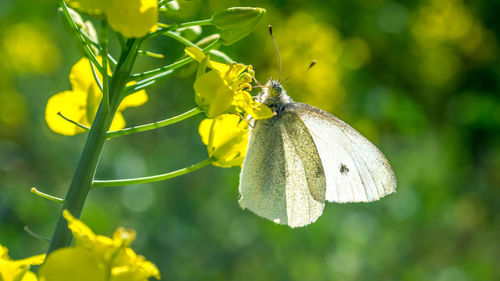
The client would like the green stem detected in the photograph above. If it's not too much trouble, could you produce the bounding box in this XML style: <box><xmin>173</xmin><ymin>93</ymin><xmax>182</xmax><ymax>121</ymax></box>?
<box><xmin>92</xmin><ymin>158</ymin><xmax>213</xmax><ymax>188</ymax></box>
<box><xmin>125</xmin><ymin>70</ymin><xmax>173</xmax><ymax>94</ymax></box>
<box><xmin>129</xmin><ymin>38</ymin><xmax>220</xmax><ymax>81</ymax></box>
<box><xmin>138</xmin><ymin>50</ymin><xmax>165</xmax><ymax>58</ymax></box>
<box><xmin>89</xmin><ymin>60</ymin><xmax>103</xmax><ymax>92</ymax></box>
<box><xmin>57</xmin><ymin>112</ymin><xmax>90</xmax><ymax>131</ymax></box>
<box><xmin>101</xmin><ymin>20</ymin><xmax>110</xmax><ymax>112</ymax></box>
<box><xmin>163</xmin><ymin>31</ymin><xmax>200</xmax><ymax>48</ymax></box>
<box><xmin>149</xmin><ymin>19</ymin><xmax>213</xmax><ymax>38</ymax></box>
<box><xmin>58</xmin><ymin>0</ymin><xmax>103</xmax><ymax>73</ymax></box>
<box><xmin>79</xmin><ymin>31</ymin><xmax>118</xmax><ymax>68</ymax></box>
<box><xmin>47</xmin><ymin>39</ymin><xmax>141</xmax><ymax>254</ymax></box>
<box><xmin>107</xmin><ymin>107</ymin><xmax>203</xmax><ymax>138</ymax></box>
<box><xmin>31</xmin><ymin>187</ymin><xmax>64</xmax><ymax>203</ymax></box>
<box><xmin>24</xmin><ymin>226</ymin><xmax>51</xmax><ymax>243</ymax></box>
<box><xmin>176</xmin><ymin>19</ymin><xmax>213</xmax><ymax>28</ymax></box>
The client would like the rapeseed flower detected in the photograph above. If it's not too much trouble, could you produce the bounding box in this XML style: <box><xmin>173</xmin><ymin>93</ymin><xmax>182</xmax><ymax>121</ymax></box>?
<box><xmin>64</xmin><ymin>0</ymin><xmax>158</xmax><ymax>38</ymax></box>
<box><xmin>38</xmin><ymin>210</ymin><xmax>160</xmax><ymax>281</ymax></box>
<box><xmin>0</xmin><ymin>244</ymin><xmax>45</xmax><ymax>281</ymax></box>
<box><xmin>199</xmin><ymin>114</ymin><xmax>249</xmax><ymax>167</ymax></box>
<box><xmin>185</xmin><ymin>47</ymin><xmax>273</xmax><ymax>119</ymax></box>
<box><xmin>45</xmin><ymin>57</ymin><xmax>147</xmax><ymax>136</ymax></box>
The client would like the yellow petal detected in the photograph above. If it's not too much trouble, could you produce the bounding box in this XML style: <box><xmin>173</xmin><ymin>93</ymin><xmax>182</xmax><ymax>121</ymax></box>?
<box><xmin>63</xmin><ymin>210</ymin><xmax>97</xmax><ymax>246</ymax></box>
<box><xmin>38</xmin><ymin>248</ymin><xmax>106</xmax><ymax>281</ymax></box>
<box><xmin>45</xmin><ymin>57</ymin><xmax>149</xmax><ymax>135</ymax></box>
<box><xmin>45</xmin><ymin>90</ymin><xmax>89</xmax><ymax>136</ymax></box>
<box><xmin>112</xmin><ymin>228</ymin><xmax>136</xmax><ymax>247</ymax></box>
<box><xmin>212</xmin><ymin>130</ymin><xmax>248</xmax><ymax>167</ymax></box>
<box><xmin>1</xmin><ymin>244</ymin><xmax>9</xmax><ymax>258</ymax></box>
<box><xmin>194</xmin><ymin>71</ymin><xmax>234</xmax><ymax>118</ymax></box>
<box><xmin>21</xmin><ymin>271</ymin><xmax>38</xmax><ymax>281</ymax></box>
<box><xmin>111</xmin><ymin>264</ymin><xmax>160</xmax><ymax>281</ymax></box>
<box><xmin>69</xmin><ymin>57</ymin><xmax>97</xmax><ymax>93</ymax></box>
<box><xmin>91</xmin><ymin>236</ymin><xmax>115</xmax><ymax>262</ymax></box>
<box><xmin>0</xmin><ymin>245</ymin><xmax>45</xmax><ymax>281</ymax></box>
<box><xmin>198</xmin><ymin>114</ymin><xmax>249</xmax><ymax>167</ymax></box>
<box><xmin>12</xmin><ymin>254</ymin><xmax>46</xmax><ymax>267</ymax></box>
<box><xmin>117</xmin><ymin>90</ymin><xmax>148</xmax><ymax>111</ymax></box>
<box><xmin>214</xmin><ymin>152</ymin><xmax>245</xmax><ymax>167</ymax></box>
<box><xmin>109</xmin><ymin>112</ymin><xmax>126</xmax><ymax>131</ymax></box>
<box><xmin>226</xmin><ymin>64</ymin><xmax>247</xmax><ymax>81</ymax></box>
<box><xmin>110</xmin><ymin>250</ymin><xmax>160</xmax><ymax>281</ymax></box>
<box><xmin>185</xmin><ymin>47</ymin><xmax>206</xmax><ymax>63</ymax></box>
<box><xmin>185</xmin><ymin>47</ymin><xmax>230</xmax><ymax>74</ymax></box>
<box><xmin>232</xmin><ymin>91</ymin><xmax>273</xmax><ymax>120</ymax></box>
<box><xmin>106</xmin><ymin>0</ymin><xmax>158</xmax><ymax>38</ymax></box>
<box><xmin>64</xmin><ymin>0</ymin><xmax>106</xmax><ymax>16</ymax></box>
<box><xmin>198</xmin><ymin>118</ymin><xmax>212</xmax><ymax>148</ymax></box>
<box><xmin>209</xmin><ymin>60</ymin><xmax>232</xmax><ymax>76</ymax></box>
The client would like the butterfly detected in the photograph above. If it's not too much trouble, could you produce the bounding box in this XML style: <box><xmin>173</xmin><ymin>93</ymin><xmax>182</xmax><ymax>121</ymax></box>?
<box><xmin>238</xmin><ymin>79</ymin><xmax>396</xmax><ymax>228</ymax></box>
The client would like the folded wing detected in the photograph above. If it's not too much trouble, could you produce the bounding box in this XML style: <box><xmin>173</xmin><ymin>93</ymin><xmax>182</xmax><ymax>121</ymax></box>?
<box><xmin>239</xmin><ymin>111</ymin><xmax>326</xmax><ymax>228</ymax></box>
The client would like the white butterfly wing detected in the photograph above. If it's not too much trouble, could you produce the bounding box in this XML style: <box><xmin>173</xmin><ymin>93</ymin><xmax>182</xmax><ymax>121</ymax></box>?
<box><xmin>239</xmin><ymin>111</ymin><xmax>326</xmax><ymax>228</ymax></box>
<box><xmin>290</xmin><ymin>103</ymin><xmax>396</xmax><ymax>203</ymax></box>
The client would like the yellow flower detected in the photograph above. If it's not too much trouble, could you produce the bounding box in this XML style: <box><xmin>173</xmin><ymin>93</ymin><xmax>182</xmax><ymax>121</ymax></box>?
<box><xmin>38</xmin><ymin>210</ymin><xmax>160</xmax><ymax>281</ymax></box>
<box><xmin>64</xmin><ymin>0</ymin><xmax>158</xmax><ymax>38</ymax></box>
<box><xmin>0</xmin><ymin>23</ymin><xmax>61</xmax><ymax>74</ymax></box>
<box><xmin>45</xmin><ymin>57</ymin><xmax>148</xmax><ymax>136</ymax></box>
<box><xmin>185</xmin><ymin>47</ymin><xmax>273</xmax><ymax>119</ymax></box>
<box><xmin>199</xmin><ymin>114</ymin><xmax>249</xmax><ymax>167</ymax></box>
<box><xmin>0</xmin><ymin>244</ymin><xmax>45</xmax><ymax>281</ymax></box>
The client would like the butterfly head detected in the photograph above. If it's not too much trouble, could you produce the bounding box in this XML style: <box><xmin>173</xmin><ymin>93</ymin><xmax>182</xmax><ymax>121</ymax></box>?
<box><xmin>255</xmin><ymin>79</ymin><xmax>292</xmax><ymax>116</ymax></box>
<box><xmin>268</xmin><ymin>79</ymin><xmax>284</xmax><ymax>97</ymax></box>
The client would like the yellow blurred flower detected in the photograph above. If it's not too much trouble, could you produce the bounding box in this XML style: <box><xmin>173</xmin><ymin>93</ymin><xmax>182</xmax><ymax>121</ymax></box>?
<box><xmin>38</xmin><ymin>210</ymin><xmax>160</xmax><ymax>281</ymax></box>
<box><xmin>411</xmin><ymin>0</ymin><xmax>498</xmax><ymax>87</ymax></box>
<box><xmin>266</xmin><ymin>13</ymin><xmax>346</xmax><ymax>113</ymax></box>
<box><xmin>199</xmin><ymin>114</ymin><xmax>249</xmax><ymax>167</ymax></box>
<box><xmin>185</xmin><ymin>47</ymin><xmax>273</xmax><ymax>119</ymax></box>
<box><xmin>45</xmin><ymin>57</ymin><xmax>148</xmax><ymax>136</ymax></box>
<box><xmin>0</xmin><ymin>87</ymin><xmax>28</xmax><ymax>138</ymax></box>
<box><xmin>0</xmin><ymin>23</ymin><xmax>61</xmax><ymax>74</ymax></box>
<box><xmin>0</xmin><ymin>244</ymin><xmax>45</xmax><ymax>281</ymax></box>
<box><xmin>64</xmin><ymin>0</ymin><xmax>158</xmax><ymax>38</ymax></box>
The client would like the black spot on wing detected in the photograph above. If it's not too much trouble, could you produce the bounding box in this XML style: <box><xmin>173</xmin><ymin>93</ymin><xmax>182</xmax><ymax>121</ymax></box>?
<box><xmin>340</xmin><ymin>163</ymin><xmax>349</xmax><ymax>175</ymax></box>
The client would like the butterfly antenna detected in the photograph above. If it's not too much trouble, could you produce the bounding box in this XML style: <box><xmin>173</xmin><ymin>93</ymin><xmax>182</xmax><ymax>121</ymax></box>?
<box><xmin>268</xmin><ymin>25</ymin><xmax>282</xmax><ymax>82</ymax></box>
<box><xmin>283</xmin><ymin>60</ymin><xmax>317</xmax><ymax>83</ymax></box>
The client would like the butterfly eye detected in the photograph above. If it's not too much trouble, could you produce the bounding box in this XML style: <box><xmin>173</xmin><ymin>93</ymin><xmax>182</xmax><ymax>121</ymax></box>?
<box><xmin>273</xmin><ymin>85</ymin><xmax>282</xmax><ymax>95</ymax></box>
<box><xmin>269</xmin><ymin>80</ymin><xmax>283</xmax><ymax>96</ymax></box>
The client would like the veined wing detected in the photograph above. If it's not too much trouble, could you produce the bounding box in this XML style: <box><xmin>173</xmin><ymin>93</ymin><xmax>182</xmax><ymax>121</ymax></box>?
<box><xmin>288</xmin><ymin>103</ymin><xmax>396</xmax><ymax>203</ymax></box>
<box><xmin>238</xmin><ymin>111</ymin><xmax>326</xmax><ymax>228</ymax></box>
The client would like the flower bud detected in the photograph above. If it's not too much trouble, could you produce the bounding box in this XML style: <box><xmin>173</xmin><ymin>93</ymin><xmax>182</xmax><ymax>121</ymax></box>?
<box><xmin>211</xmin><ymin>7</ymin><xmax>266</xmax><ymax>45</ymax></box>
<box><xmin>178</xmin><ymin>26</ymin><xmax>202</xmax><ymax>41</ymax></box>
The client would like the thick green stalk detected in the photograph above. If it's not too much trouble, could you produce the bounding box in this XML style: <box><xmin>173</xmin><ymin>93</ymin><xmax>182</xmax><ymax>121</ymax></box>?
<box><xmin>47</xmin><ymin>39</ymin><xmax>140</xmax><ymax>254</ymax></box>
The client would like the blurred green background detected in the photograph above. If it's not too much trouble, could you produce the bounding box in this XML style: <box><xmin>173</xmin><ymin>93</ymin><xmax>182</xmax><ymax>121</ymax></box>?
<box><xmin>1</xmin><ymin>0</ymin><xmax>499</xmax><ymax>280</ymax></box>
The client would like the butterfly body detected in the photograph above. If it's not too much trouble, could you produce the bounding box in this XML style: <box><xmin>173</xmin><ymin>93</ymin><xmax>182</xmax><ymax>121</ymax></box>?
<box><xmin>239</xmin><ymin>80</ymin><xmax>396</xmax><ymax>228</ymax></box>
